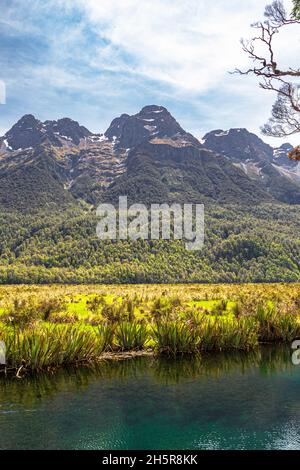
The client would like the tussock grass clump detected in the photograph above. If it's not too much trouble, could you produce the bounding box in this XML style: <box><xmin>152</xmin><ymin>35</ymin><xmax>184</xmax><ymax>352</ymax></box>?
<box><xmin>152</xmin><ymin>321</ymin><xmax>200</xmax><ymax>355</ymax></box>
<box><xmin>198</xmin><ymin>316</ymin><xmax>258</xmax><ymax>352</ymax></box>
<box><xmin>1</xmin><ymin>324</ymin><xmax>107</xmax><ymax>371</ymax></box>
<box><xmin>210</xmin><ymin>300</ymin><xmax>228</xmax><ymax>316</ymax></box>
<box><xmin>119</xmin><ymin>299</ymin><xmax>136</xmax><ymax>322</ymax></box>
<box><xmin>115</xmin><ymin>321</ymin><xmax>148</xmax><ymax>351</ymax></box>
<box><xmin>38</xmin><ymin>298</ymin><xmax>66</xmax><ymax>321</ymax></box>
<box><xmin>55</xmin><ymin>325</ymin><xmax>101</xmax><ymax>364</ymax></box>
<box><xmin>2</xmin><ymin>299</ymin><xmax>40</xmax><ymax>329</ymax></box>
<box><xmin>85</xmin><ymin>315</ymin><xmax>103</xmax><ymax>326</ymax></box>
<box><xmin>151</xmin><ymin>296</ymin><xmax>176</xmax><ymax>320</ymax></box>
<box><xmin>101</xmin><ymin>304</ymin><xmax>123</xmax><ymax>324</ymax></box>
<box><xmin>256</xmin><ymin>304</ymin><xmax>300</xmax><ymax>343</ymax></box>
<box><xmin>49</xmin><ymin>313</ymin><xmax>79</xmax><ymax>324</ymax></box>
<box><xmin>96</xmin><ymin>324</ymin><xmax>115</xmax><ymax>352</ymax></box>
<box><xmin>3</xmin><ymin>327</ymin><xmax>59</xmax><ymax>370</ymax></box>
<box><xmin>86</xmin><ymin>294</ymin><xmax>106</xmax><ymax>314</ymax></box>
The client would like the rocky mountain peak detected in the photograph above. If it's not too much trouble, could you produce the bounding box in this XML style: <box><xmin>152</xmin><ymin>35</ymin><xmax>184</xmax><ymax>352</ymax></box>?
<box><xmin>202</xmin><ymin>127</ymin><xmax>300</xmax><ymax>202</ymax></box>
<box><xmin>2</xmin><ymin>115</ymin><xmax>93</xmax><ymax>150</ymax></box>
<box><xmin>140</xmin><ymin>104</ymin><xmax>166</xmax><ymax>113</ymax></box>
<box><xmin>203</xmin><ymin>127</ymin><xmax>295</xmax><ymax>168</ymax></box>
<box><xmin>16</xmin><ymin>114</ymin><xmax>40</xmax><ymax>127</ymax></box>
<box><xmin>44</xmin><ymin>118</ymin><xmax>92</xmax><ymax>145</ymax></box>
<box><xmin>105</xmin><ymin>104</ymin><xmax>196</xmax><ymax>149</ymax></box>
<box><xmin>203</xmin><ymin>127</ymin><xmax>274</xmax><ymax>163</ymax></box>
<box><xmin>4</xmin><ymin>114</ymin><xmax>44</xmax><ymax>150</ymax></box>
<box><xmin>273</xmin><ymin>143</ymin><xmax>295</xmax><ymax>167</ymax></box>
<box><xmin>1</xmin><ymin>107</ymin><xmax>300</xmax><ymax>209</ymax></box>
<box><xmin>137</xmin><ymin>105</ymin><xmax>171</xmax><ymax>120</ymax></box>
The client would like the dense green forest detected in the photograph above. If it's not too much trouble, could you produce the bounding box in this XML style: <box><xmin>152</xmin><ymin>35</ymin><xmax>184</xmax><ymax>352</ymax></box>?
<box><xmin>0</xmin><ymin>202</ymin><xmax>299</xmax><ymax>284</ymax></box>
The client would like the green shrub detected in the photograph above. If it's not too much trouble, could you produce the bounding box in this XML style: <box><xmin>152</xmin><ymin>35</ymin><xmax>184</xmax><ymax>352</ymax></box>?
<box><xmin>2</xmin><ymin>299</ymin><xmax>39</xmax><ymax>329</ymax></box>
<box><xmin>38</xmin><ymin>298</ymin><xmax>66</xmax><ymax>321</ymax></box>
<box><xmin>86</xmin><ymin>295</ymin><xmax>106</xmax><ymax>314</ymax></box>
<box><xmin>210</xmin><ymin>300</ymin><xmax>228</xmax><ymax>316</ymax></box>
<box><xmin>49</xmin><ymin>313</ymin><xmax>79</xmax><ymax>324</ymax></box>
<box><xmin>151</xmin><ymin>296</ymin><xmax>175</xmax><ymax>320</ymax></box>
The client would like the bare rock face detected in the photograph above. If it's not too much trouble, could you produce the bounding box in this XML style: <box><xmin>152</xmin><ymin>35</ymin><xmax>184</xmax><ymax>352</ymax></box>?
<box><xmin>273</xmin><ymin>143</ymin><xmax>294</xmax><ymax>167</ymax></box>
<box><xmin>43</xmin><ymin>118</ymin><xmax>92</xmax><ymax>145</ymax></box>
<box><xmin>4</xmin><ymin>114</ymin><xmax>46</xmax><ymax>150</ymax></box>
<box><xmin>2</xmin><ymin>115</ymin><xmax>92</xmax><ymax>150</ymax></box>
<box><xmin>105</xmin><ymin>105</ymin><xmax>199</xmax><ymax>149</ymax></box>
<box><xmin>202</xmin><ymin>128</ymin><xmax>300</xmax><ymax>204</ymax></box>
<box><xmin>203</xmin><ymin>128</ymin><xmax>274</xmax><ymax>163</ymax></box>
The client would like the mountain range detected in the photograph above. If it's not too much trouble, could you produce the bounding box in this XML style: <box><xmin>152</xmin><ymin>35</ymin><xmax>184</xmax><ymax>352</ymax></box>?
<box><xmin>0</xmin><ymin>105</ymin><xmax>299</xmax><ymax>284</ymax></box>
<box><xmin>1</xmin><ymin>104</ymin><xmax>300</xmax><ymax>209</ymax></box>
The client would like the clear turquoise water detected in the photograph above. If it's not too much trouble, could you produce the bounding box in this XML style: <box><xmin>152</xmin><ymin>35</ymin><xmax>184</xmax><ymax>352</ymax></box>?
<box><xmin>0</xmin><ymin>347</ymin><xmax>300</xmax><ymax>450</ymax></box>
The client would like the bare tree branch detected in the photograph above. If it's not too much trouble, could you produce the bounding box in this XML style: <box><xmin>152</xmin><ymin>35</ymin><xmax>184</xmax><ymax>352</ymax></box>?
<box><xmin>234</xmin><ymin>11</ymin><xmax>300</xmax><ymax>80</ymax></box>
<box><xmin>235</xmin><ymin>0</ymin><xmax>300</xmax><ymax>157</ymax></box>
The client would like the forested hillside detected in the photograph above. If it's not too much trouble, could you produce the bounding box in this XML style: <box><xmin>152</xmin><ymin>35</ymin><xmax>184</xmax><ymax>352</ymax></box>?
<box><xmin>0</xmin><ymin>203</ymin><xmax>299</xmax><ymax>284</ymax></box>
<box><xmin>0</xmin><ymin>105</ymin><xmax>299</xmax><ymax>284</ymax></box>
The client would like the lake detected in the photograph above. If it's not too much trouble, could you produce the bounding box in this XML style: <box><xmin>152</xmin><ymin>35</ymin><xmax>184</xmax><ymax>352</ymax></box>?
<box><xmin>0</xmin><ymin>346</ymin><xmax>300</xmax><ymax>450</ymax></box>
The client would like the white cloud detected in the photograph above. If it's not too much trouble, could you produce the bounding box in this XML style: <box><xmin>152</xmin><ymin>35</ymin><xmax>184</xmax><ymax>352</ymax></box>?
<box><xmin>1</xmin><ymin>0</ymin><xmax>299</xmax><ymax>145</ymax></box>
<box><xmin>55</xmin><ymin>0</ymin><xmax>299</xmax><ymax>144</ymax></box>
<box><xmin>66</xmin><ymin>0</ymin><xmax>296</xmax><ymax>93</ymax></box>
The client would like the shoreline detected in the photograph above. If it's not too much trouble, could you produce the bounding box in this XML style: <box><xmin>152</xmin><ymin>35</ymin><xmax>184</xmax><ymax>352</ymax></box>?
<box><xmin>0</xmin><ymin>343</ymin><xmax>293</xmax><ymax>379</ymax></box>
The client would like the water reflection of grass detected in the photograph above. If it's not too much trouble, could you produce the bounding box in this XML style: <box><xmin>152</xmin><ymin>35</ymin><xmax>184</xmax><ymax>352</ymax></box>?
<box><xmin>258</xmin><ymin>345</ymin><xmax>294</xmax><ymax>376</ymax></box>
<box><xmin>0</xmin><ymin>346</ymin><xmax>295</xmax><ymax>408</ymax></box>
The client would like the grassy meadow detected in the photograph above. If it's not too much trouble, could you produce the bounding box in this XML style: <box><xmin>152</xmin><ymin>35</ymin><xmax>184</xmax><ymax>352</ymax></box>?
<box><xmin>0</xmin><ymin>283</ymin><xmax>300</xmax><ymax>375</ymax></box>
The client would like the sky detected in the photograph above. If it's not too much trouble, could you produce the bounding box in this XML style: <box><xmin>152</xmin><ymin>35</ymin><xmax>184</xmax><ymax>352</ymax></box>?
<box><xmin>0</xmin><ymin>0</ymin><xmax>299</xmax><ymax>145</ymax></box>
